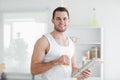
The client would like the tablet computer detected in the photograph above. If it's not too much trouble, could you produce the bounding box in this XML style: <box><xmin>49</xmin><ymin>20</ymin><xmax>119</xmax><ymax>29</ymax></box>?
<box><xmin>71</xmin><ymin>59</ymin><xmax>102</xmax><ymax>78</ymax></box>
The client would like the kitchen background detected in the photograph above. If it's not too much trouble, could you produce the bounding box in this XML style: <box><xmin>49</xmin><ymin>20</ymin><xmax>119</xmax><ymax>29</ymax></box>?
<box><xmin>0</xmin><ymin>0</ymin><xmax>120</xmax><ymax>80</ymax></box>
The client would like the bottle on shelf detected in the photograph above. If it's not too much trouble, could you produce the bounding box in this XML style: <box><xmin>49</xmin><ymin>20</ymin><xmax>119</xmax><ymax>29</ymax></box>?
<box><xmin>82</xmin><ymin>56</ymin><xmax>86</xmax><ymax>66</ymax></box>
<box><xmin>91</xmin><ymin>8</ymin><xmax>97</xmax><ymax>27</ymax></box>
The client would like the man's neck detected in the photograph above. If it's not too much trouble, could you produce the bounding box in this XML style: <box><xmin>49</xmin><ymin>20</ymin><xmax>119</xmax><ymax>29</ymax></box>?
<box><xmin>51</xmin><ymin>30</ymin><xmax>66</xmax><ymax>39</ymax></box>
<box><xmin>51</xmin><ymin>31</ymin><xmax>69</xmax><ymax>46</ymax></box>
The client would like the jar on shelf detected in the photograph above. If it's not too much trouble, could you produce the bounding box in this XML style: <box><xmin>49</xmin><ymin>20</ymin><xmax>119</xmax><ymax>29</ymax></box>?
<box><xmin>85</xmin><ymin>50</ymin><xmax>90</xmax><ymax>60</ymax></box>
<box><xmin>91</xmin><ymin>47</ymin><xmax>98</xmax><ymax>59</ymax></box>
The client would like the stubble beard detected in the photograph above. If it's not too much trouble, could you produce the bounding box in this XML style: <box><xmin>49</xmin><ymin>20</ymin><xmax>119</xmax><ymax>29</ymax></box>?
<box><xmin>54</xmin><ymin>26</ymin><xmax>67</xmax><ymax>32</ymax></box>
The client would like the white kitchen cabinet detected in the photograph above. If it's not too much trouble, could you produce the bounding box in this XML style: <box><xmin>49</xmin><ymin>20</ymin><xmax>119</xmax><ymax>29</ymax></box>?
<box><xmin>67</xmin><ymin>26</ymin><xmax>103</xmax><ymax>80</ymax></box>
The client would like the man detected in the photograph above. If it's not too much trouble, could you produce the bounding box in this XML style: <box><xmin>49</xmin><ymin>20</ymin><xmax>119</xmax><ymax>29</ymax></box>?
<box><xmin>31</xmin><ymin>7</ymin><xmax>91</xmax><ymax>80</ymax></box>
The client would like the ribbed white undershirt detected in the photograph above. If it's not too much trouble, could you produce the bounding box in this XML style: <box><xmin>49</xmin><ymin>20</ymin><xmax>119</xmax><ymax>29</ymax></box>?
<box><xmin>40</xmin><ymin>33</ymin><xmax>75</xmax><ymax>80</ymax></box>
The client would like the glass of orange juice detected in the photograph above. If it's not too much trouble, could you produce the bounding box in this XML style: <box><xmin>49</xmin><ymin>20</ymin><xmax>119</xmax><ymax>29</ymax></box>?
<box><xmin>61</xmin><ymin>54</ymin><xmax>69</xmax><ymax>67</ymax></box>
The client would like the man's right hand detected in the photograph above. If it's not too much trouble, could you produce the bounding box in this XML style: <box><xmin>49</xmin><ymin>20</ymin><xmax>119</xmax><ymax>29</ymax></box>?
<box><xmin>52</xmin><ymin>55</ymin><xmax>70</xmax><ymax>66</ymax></box>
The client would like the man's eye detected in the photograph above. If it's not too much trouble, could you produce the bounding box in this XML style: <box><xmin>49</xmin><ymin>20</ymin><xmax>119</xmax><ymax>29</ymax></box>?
<box><xmin>63</xmin><ymin>18</ymin><xmax>67</xmax><ymax>20</ymax></box>
<box><xmin>56</xmin><ymin>18</ymin><xmax>61</xmax><ymax>20</ymax></box>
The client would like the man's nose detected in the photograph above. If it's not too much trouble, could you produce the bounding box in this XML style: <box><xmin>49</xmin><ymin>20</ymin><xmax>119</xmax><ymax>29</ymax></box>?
<box><xmin>60</xmin><ymin>19</ymin><xmax>64</xmax><ymax>23</ymax></box>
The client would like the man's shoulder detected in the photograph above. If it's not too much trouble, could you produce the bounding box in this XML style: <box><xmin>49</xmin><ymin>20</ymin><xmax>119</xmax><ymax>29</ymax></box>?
<box><xmin>37</xmin><ymin>35</ymin><xmax>48</xmax><ymax>43</ymax></box>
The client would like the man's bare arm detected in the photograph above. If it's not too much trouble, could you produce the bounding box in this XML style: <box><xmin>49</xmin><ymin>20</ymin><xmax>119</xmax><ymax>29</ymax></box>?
<box><xmin>31</xmin><ymin>36</ymin><xmax>62</xmax><ymax>75</ymax></box>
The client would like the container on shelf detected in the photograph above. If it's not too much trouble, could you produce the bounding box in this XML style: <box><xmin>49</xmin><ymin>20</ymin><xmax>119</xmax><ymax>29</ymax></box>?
<box><xmin>85</xmin><ymin>50</ymin><xmax>90</xmax><ymax>60</ymax></box>
<box><xmin>91</xmin><ymin>47</ymin><xmax>98</xmax><ymax>59</ymax></box>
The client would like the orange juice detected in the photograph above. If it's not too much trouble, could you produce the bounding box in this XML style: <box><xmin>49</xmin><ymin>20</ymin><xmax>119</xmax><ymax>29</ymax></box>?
<box><xmin>61</xmin><ymin>54</ymin><xmax>69</xmax><ymax>66</ymax></box>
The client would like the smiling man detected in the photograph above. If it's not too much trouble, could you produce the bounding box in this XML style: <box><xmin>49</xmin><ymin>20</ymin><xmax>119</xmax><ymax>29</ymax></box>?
<box><xmin>31</xmin><ymin>7</ymin><xmax>91</xmax><ymax>80</ymax></box>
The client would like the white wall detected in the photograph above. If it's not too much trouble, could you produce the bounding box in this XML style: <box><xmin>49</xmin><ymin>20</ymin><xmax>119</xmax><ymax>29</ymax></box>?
<box><xmin>0</xmin><ymin>0</ymin><xmax>120</xmax><ymax>80</ymax></box>
<box><xmin>100</xmin><ymin>1</ymin><xmax>120</xmax><ymax>80</ymax></box>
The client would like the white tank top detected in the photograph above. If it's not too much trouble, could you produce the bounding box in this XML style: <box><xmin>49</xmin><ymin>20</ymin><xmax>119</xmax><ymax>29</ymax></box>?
<box><xmin>40</xmin><ymin>33</ymin><xmax>75</xmax><ymax>80</ymax></box>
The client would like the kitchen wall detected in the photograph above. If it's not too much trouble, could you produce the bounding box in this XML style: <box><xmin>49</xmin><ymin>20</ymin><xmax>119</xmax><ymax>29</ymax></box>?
<box><xmin>0</xmin><ymin>0</ymin><xmax>120</xmax><ymax>80</ymax></box>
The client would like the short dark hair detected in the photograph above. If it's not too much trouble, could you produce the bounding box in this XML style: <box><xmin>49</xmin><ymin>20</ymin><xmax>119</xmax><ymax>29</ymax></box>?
<box><xmin>52</xmin><ymin>7</ymin><xmax>69</xmax><ymax>19</ymax></box>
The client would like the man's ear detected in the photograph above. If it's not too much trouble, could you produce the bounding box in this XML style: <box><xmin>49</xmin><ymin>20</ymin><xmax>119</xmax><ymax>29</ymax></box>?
<box><xmin>51</xmin><ymin>19</ymin><xmax>54</xmax><ymax>23</ymax></box>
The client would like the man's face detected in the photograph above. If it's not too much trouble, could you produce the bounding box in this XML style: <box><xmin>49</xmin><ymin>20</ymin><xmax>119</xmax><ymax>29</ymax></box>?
<box><xmin>52</xmin><ymin>11</ymin><xmax>70</xmax><ymax>32</ymax></box>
